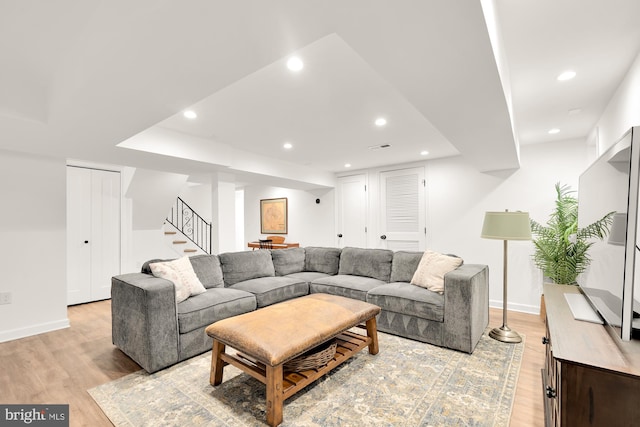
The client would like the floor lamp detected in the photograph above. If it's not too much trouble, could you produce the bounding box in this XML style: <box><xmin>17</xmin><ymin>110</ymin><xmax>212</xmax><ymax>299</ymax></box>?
<box><xmin>481</xmin><ymin>210</ymin><xmax>532</xmax><ymax>343</ymax></box>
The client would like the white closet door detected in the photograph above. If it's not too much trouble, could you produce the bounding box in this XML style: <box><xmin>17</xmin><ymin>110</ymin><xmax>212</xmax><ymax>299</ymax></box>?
<box><xmin>336</xmin><ymin>174</ymin><xmax>367</xmax><ymax>248</ymax></box>
<box><xmin>67</xmin><ymin>167</ymin><xmax>93</xmax><ymax>305</ymax></box>
<box><xmin>67</xmin><ymin>167</ymin><xmax>120</xmax><ymax>305</ymax></box>
<box><xmin>379</xmin><ymin>167</ymin><xmax>426</xmax><ymax>251</ymax></box>
<box><xmin>90</xmin><ymin>169</ymin><xmax>121</xmax><ymax>301</ymax></box>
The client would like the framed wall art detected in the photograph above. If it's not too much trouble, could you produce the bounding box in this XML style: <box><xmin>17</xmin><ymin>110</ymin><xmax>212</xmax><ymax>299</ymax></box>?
<box><xmin>260</xmin><ymin>197</ymin><xmax>288</xmax><ymax>234</ymax></box>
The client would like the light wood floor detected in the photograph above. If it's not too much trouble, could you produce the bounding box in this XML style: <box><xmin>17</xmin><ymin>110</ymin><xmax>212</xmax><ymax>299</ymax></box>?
<box><xmin>0</xmin><ymin>301</ymin><xmax>545</xmax><ymax>426</ymax></box>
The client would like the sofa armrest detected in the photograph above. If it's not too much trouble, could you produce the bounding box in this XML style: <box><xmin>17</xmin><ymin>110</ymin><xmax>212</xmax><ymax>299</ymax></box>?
<box><xmin>111</xmin><ymin>273</ymin><xmax>179</xmax><ymax>373</ymax></box>
<box><xmin>442</xmin><ymin>264</ymin><xmax>489</xmax><ymax>353</ymax></box>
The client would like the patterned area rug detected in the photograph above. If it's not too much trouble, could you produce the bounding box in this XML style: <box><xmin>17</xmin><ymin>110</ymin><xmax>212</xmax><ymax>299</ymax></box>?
<box><xmin>89</xmin><ymin>330</ymin><xmax>523</xmax><ymax>426</ymax></box>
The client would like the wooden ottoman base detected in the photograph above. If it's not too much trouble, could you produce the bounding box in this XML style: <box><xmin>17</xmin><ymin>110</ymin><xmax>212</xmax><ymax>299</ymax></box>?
<box><xmin>206</xmin><ymin>294</ymin><xmax>380</xmax><ymax>427</ymax></box>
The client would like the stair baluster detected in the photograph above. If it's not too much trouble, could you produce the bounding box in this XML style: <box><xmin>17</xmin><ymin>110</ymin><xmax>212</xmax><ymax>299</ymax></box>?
<box><xmin>166</xmin><ymin>197</ymin><xmax>212</xmax><ymax>254</ymax></box>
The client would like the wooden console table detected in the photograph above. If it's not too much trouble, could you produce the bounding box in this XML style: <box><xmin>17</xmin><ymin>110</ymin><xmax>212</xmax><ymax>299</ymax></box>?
<box><xmin>248</xmin><ymin>241</ymin><xmax>299</xmax><ymax>250</ymax></box>
<box><xmin>542</xmin><ymin>284</ymin><xmax>640</xmax><ymax>426</ymax></box>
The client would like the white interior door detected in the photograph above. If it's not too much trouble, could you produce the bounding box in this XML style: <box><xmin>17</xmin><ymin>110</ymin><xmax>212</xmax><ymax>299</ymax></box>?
<box><xmin>90</xmin><ymin>169</ymin><xmax>121</xmax><ymax>301</ymax></box>
<box><xmin>67</xmin><ymin>166</ymin><xmax>121</xmax><ymax>305</ymax></box>
<box><xmin>379</xmin><ymin>167</ymin><xmax>426</xmax><ymax>251</ymax></box>
<box><xmin>336</xmin><ymin>174</ymin><xmax>367</xmax><ymax>248</ymax></box>
<box><xmin>67</xmin><ymin>167</ymin><xmax>92</xmax><ymax>305</ymax></box>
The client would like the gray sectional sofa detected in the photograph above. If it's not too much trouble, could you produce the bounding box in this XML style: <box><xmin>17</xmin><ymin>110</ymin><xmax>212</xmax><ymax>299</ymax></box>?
<box><xmin>111</xmin><ymin>247</ymin><xmax>489</xmax><ymax>373</ymax></box>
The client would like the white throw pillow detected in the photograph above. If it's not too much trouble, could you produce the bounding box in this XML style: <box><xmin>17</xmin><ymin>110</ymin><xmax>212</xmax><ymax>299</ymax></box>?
<box><xmin>149</xmin><ymin>256</ymin><xmax>207</xmax><ymax>303</ymax></box>
<box><xmin>411</xmin><ymin>250</ymin><xmax>463</xmax><ymax>294</ymax></box>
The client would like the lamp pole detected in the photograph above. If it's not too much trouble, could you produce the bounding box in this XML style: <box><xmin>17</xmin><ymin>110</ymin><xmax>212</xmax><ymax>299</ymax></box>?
<box><xmin>488</xmin><ymin>215</ymin><xmax>522</xmax><ymax>343</ymax></box>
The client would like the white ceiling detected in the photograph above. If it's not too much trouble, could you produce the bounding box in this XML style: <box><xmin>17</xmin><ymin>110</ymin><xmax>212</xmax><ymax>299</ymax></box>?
<box><xmin>0</xmin><ymin>0</ymin><xmax>639</xmax><ymax>188</ymax></box>
<box><xmin>495</xmin><ymin>0</ymin><xmax>640</xmax><ymax>145</ymax></box>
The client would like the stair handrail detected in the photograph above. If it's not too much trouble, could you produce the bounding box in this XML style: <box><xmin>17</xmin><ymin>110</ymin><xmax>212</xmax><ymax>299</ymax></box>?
<box><xmin>166</xmin><ymin>197</ymin><xmax>212</xmax><ymax>254</ymax></box>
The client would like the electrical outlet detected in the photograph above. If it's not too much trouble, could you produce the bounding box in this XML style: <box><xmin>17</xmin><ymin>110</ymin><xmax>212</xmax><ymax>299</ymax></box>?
<box><xmin>0</xmin><ymin>292</ymin><xmax>12</xmax><ymax>305</ymax></box>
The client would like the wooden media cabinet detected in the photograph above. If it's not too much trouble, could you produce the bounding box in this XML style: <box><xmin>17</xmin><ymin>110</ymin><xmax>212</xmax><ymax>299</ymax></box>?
<box><xmin>542</xmin><ymin>284</ymin><xmax>640</xmax><ymax>426</ymax></box>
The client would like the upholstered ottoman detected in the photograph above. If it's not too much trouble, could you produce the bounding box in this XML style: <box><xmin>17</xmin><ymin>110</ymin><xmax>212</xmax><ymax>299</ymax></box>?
<box><xmin>205</xmin><ymin>293</ymin><xmax>381</xmax><ymax>426</ymax></box>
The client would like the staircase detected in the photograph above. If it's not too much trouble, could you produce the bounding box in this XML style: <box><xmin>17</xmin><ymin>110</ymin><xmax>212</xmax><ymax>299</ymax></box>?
<box><xmin>163</xmin><ymin>224</ymin><xmax>202</xmax><ymax>255</ymax></box>
<box><xmin>165</xmin><ymin>197</ymin><xmax>212</xmax><ymax>255</ymax></box>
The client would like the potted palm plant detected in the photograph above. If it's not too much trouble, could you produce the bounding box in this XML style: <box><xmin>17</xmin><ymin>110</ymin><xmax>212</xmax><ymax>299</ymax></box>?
<box><xmin>531</xmin><ymin>182</ymin><xmax>615</xmax><ymax>285</ymax></box>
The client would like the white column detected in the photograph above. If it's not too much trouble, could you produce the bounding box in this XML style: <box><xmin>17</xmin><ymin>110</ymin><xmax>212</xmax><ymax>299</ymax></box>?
<box><xmin>211</xmin><ymin>172</ymin><xmax>237</xmax><ymax>254</ymax></box>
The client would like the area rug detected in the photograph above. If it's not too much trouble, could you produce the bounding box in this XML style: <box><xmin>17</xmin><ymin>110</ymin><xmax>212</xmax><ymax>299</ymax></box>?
<box><xmin>89</xmin><ymin>330</ymin><xmax>524</xmax><ymax>426</ymax></box>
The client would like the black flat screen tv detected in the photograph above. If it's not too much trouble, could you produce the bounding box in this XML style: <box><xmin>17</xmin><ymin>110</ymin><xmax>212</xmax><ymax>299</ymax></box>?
<box><xmin>578</xmin><ymin>127</ymin><xmax>640</xmax><ymax>341</ymax></box>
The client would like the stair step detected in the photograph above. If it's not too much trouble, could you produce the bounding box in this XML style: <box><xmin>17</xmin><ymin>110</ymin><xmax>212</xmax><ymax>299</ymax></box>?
<box><xmin>173</xmin><ymin>240</ymin><xmax>187</xmax><ymax>244</ymax></box>
<box><xmin>164</xmin><ymin>231</ymin><xmax>177</xmax><ymax>235</ymax></box>
<box><xmin>184</xmin><ymin>249</ymin><xmax>197</xmax><ymax>253</ymax></box>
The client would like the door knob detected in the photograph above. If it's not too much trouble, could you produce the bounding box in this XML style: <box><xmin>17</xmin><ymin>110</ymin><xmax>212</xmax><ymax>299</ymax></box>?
<box><xmin>337</xmin><ymin>234</ymin><xmax>343</xmax><ymax>238</ymax></box>
<box><xmin>380</xmin><ymin>235</ymin><xmax>387</xmax><ymax>240</ymax></box>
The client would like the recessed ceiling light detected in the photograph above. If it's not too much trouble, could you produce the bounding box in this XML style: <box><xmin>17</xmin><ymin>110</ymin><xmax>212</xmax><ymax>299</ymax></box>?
<box><xmin>344</xmin><ymin>163</ymin><xmax>352</xmax><ymax>168</ymax></box>
<box><xmin>283</xmin><ymin>142</ymin><xmax>293</xmax><ymax>149</ymax></box>
<box><xmin>287</xmin><ymin>57</ymin><xmax>304</xmax><ymax>72</ymax></box>
<box><xmin>183</xmin><ymin>110</ymin><xmax>197</xmax><ymax>119</ymax></box>
<box><xmin>568</xmin><ymin>108</ymin><xmax>582</xmax><ymax>116</ymax></box>
<box><xmin>420</xmin><ymin>150</ymin><xmax>429</xmax><ymax>156</ymax></box>
<box><xmin>557</xmin><ymin>70</ymin><xmax>576</xmax><ymax>81</ymax></box>
<box><xmin>548</xmin><ymin>128</ymin><xmax>560</xmax><ymax>134</ymax></box>
<box><xmin>375</xmin><ymin>117</ymin><xmax>387</xmax><ymax>127</ymax></box>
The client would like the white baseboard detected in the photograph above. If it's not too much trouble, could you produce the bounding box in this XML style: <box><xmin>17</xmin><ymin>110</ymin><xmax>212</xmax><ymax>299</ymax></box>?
<box><xmin>0</xmin><ymin>318</ymin><xmax>70</xmax><ymax>343</ymax></box>
<box><xmin>489</xmin><ymin>299</ymin><xmax>540</xmax><ymax>315</ymax></box>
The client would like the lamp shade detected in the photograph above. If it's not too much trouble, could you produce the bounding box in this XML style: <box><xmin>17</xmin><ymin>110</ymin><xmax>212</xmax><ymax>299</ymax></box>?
<box><xmin>607</xmin><ymin>212</ymin><xmax>627</xmax><ymax>246</ymax></box>
<box><xmin>481</xmin><ymin>211</ymin><xmax>532</xmax><ymax>240</ymax></box>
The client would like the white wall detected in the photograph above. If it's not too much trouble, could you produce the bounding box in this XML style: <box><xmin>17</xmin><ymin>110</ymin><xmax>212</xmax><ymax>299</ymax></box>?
<box><xmin>212</xmin><ymin>174</ymin><xmax>237</xmax><ymax>254</ymax></box>
<box><xmin>235</xmin><ymin>189</ymin><xmax>245</xmax><ymax>251</ymax></box>
<box><xmin>130</xmin><ymin>229</ymin><xmax>179</xmax><ymax>272</ymax></box>
<box><xmin>338</xmin><ymin>139</ymin><xmax>590</xmax><ymax>314</ymax></box>
<box><xmin>593</xmin><ymin>51</ymin><xmax>640</xmax><ymax>153</ymax></box>
<box><xmin>179</xmin><ymin>182</ymin><xmax>213</xmax><ymax>222</ymax></box>
<box><xmin>243</xmin><ymin>185</ymin><xmax>335</xmax><ymax>248</ymax></box>
<box><xmin>0</xmin><ymin>150</ymin><xmax>69</xmax><ymax>342</ymax></box>
<box><xmin>426</xmin><ymin>139</ymin><xmax>590</xmax><ymax>314</ymax></box>
<box><xmin>125</xmin><ymin>168</ymin><xmax>188</xmax><ymax>230</ymax></box>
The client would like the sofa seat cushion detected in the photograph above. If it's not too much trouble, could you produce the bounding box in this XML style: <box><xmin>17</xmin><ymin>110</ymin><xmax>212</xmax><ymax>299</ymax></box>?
<box><xmin>367</xmin><ymin>282</ymin><xmax>444</xmax><ymax>322</ymax></box>
<box><xmin>310</xmin><ymin>275</ymin><xmax>386</xmax><ymax>301</ymax></box>
<box><xmin>285</xmin><ymin>271</ymin><xmax>332</xmax><ymax>284</ymax></box>
<box><xmin>177</xmin><ymin>288</ymin><xmax>257</xmax><ymax>334</ymax></box>
<box><xmin>230</xmin><ymin>276</ymin><xmax>309</xmax><ymax>308</ymax></box>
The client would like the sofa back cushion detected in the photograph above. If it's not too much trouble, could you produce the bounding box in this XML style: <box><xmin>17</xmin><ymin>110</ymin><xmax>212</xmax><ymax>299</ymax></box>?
<box><xmin>338</xmin><ymin>247</ymin><xmax>393</xmax><ymax>282</ymax></box>
<box><xmin>304</xmin><ymin>247</ymin><xmax>342</xmax><ymax>275</ymax></box>
<box><xmin>219</xmin><ymin>250</ymin><xmax>275</xmax><ymax>286</ymax></box>
<box><xmin>271</xmin><ymin>247</ymin><xmax>306</xmax><ymax>276</ymax></box>
<box><xmin>189</xmin><ymin>254</ymin><xmax>225</xmax><ymax>288</ymax></box>
<box><xmin>389</xmin><ymin>251</ymin><xmax>423</xmax><ymax>283</ymax></box>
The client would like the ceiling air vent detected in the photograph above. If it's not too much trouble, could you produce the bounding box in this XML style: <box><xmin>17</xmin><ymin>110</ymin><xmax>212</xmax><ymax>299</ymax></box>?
<box><xmin>368</xmin><ymin>144</ymin><xmax>392</xmax><ymax>151</ymax></box>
